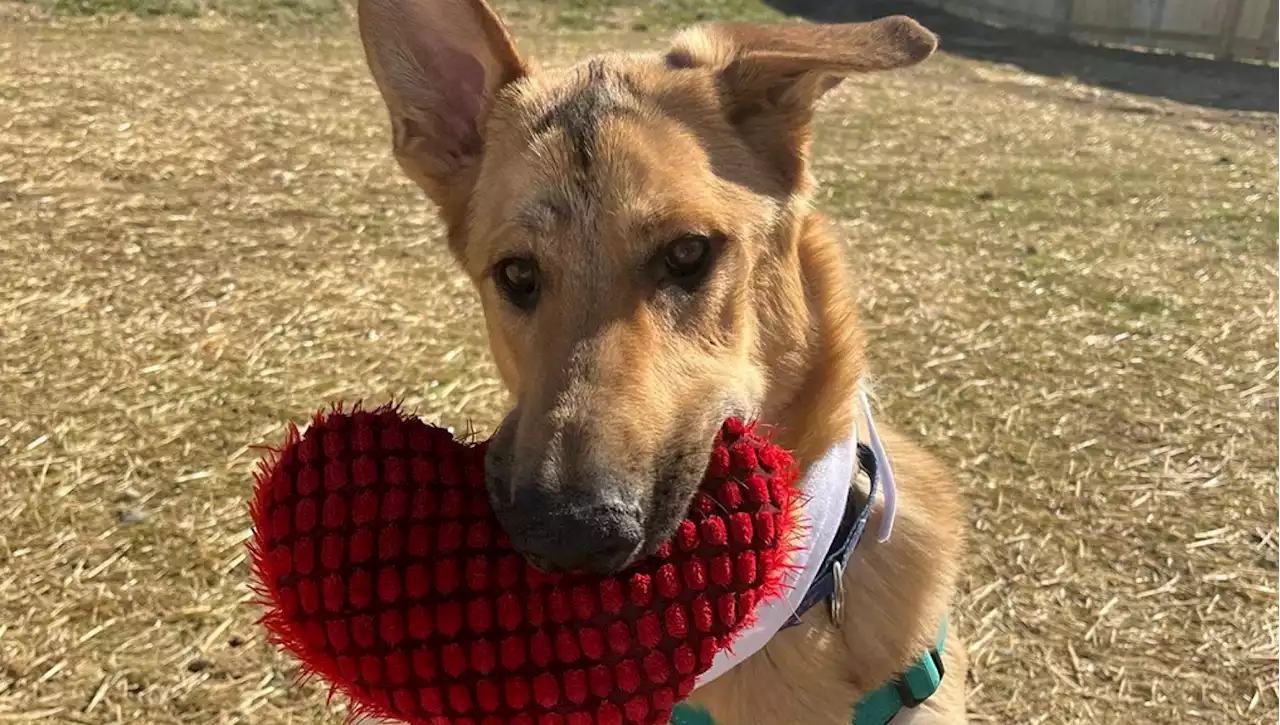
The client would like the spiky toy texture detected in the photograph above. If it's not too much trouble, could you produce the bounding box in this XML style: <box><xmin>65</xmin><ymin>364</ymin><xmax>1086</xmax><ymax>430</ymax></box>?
<box><xmin>248</xmin><ymin>404</ymin><xmax>801</xmax><ymax>725</ymax></box>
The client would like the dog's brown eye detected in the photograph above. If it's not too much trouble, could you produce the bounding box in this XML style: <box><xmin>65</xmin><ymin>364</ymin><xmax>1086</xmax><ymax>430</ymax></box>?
<box><xmin>664</xmin><ymin>235</ymin><xmax>711</xmax><ymax>280</ymax></box>
<box><xmin>495</xmin><ymin>257</ymin><xmax>540</xmax><ymax>310</ymax></box>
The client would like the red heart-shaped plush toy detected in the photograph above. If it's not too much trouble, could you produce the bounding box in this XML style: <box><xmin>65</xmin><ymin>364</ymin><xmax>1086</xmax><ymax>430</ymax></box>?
<box><xmin>249</xmin><ymin>405</ymin><xmax>800</xmax><ymax>725</ymax></box>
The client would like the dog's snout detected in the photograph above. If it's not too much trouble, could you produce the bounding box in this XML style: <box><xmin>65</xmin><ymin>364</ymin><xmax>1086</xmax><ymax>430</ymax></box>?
<box><xmin>489</xmin><ymin>469</ymin><xmax>644</xmax><ymax>574</ymax></box>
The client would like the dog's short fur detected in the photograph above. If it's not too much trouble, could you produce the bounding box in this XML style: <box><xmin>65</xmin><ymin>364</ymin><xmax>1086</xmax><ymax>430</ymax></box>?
<box><xmin>357</xmin><ymin>1</ymin><xmax>967</xmax><ymax>721</ymax></box>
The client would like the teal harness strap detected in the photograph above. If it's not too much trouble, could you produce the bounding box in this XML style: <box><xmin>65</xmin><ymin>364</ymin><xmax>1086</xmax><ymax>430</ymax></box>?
<box><xmin>850</xmin><ymin>615</ymin><xmax>949</xmax><ymax>725</ymax></box>
<box><xmin>669</xmin><ymin>705</ymin><xmax>716</xmax><ymax>725</ymax></box>
<box><xmin>669</xmin><ymin>616</ymin><xmax>949</xmax><ymax>725</ymax></box>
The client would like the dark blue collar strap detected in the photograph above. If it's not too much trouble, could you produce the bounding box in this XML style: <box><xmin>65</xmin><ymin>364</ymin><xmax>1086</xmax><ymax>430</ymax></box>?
<box><xmin>782</xmin><ymin>442</ymin><xmax>878</xmax><ymax>629</ymax></box>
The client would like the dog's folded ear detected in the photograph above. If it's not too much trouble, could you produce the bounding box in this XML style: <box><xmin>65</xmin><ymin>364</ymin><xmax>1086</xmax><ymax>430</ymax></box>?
<box><xmin>667</xmin><ymin>16</ymin><xmax>937</xmax><ymax>188</ymax></box>
<box><xmin>669</xmin><ymin>16</ymin><xmax>937</xmax><ymax>105</ymax></box>
<box><xmin>357</xmin><ymin>0</ymin><xmax>526</xmax><ymax>243</ymax></box>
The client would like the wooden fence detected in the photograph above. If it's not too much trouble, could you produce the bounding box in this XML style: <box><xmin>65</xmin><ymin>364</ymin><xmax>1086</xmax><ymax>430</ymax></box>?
<box><xmin>915</xmin><ymin>0</ymin><xmax>1279</xmax><ymax>63</ymax></box>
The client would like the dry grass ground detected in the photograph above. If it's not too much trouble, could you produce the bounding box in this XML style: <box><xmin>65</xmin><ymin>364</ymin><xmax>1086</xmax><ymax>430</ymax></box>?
<box><xmin>0</xmin><ymin>4</ymin><xmax>1277</xmax><ymax>724</ymax></box>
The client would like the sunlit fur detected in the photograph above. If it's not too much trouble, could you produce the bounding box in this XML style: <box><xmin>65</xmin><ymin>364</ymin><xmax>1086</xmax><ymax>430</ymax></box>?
<box><xmin>358</xmin><ymin>1</ymin><xmax>967</xmax><ymax>720</ymax></box>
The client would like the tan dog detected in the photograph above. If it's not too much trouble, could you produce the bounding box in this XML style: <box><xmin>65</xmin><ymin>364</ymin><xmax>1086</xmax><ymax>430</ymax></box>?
<box><xmin>356</xmin><ymin>0</ymin><xmax>967</xmax><ymax>722</ymax></box>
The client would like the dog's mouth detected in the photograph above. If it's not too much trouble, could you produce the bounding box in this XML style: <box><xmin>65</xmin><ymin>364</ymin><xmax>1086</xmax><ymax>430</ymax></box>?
<box><xmin>483</xmin><ymin>458</ymin><xmax>707</xmax><ymax>575</ymax></box>
<box><xmin>636</xmin><ymin>443</ymin><xmax>715</xmax><ymax>561</ymax></box>
<box><xmin>483</xmin><ymin>412</ymin><xmax>734</xmax><ymax>574</ymax></box>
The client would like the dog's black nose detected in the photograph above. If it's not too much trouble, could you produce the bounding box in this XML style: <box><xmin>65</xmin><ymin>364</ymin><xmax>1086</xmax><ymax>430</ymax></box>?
<box><xmin>490</xmin><ymin>482</ymin><xmax>644</xmax><ymax>574</ymax></box>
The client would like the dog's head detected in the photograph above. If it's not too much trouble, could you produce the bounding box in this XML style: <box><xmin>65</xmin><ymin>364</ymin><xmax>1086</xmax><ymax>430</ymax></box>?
<box><xmin>357</xmin><ymin>0</ymin><xmax>935</xmax><ymax>573</ymax></box>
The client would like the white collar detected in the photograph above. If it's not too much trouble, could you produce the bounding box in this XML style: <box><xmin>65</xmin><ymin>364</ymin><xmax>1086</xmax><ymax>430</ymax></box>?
<box><xmin>693</xmin><ymin>385</ymin><xmax>898</xmax><ymax>688</ymax></box>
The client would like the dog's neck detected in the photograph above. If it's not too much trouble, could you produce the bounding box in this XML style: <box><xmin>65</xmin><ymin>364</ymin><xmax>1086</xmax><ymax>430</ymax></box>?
<box><xmin>694</xmin><ymin>216</ymin><xmax>872</xmax><ymax>687</ymax></box>
<box><xmin>760</xmin><ymin>212</ymin><xmax>865</xmax><ymax>471</ymax></box>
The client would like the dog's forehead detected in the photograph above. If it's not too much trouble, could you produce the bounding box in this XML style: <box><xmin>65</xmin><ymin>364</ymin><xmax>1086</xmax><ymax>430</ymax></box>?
<box><xmin>474</xmin><ymin>53</ymin><xmax>718</xmax><ymax>255</ymax></box>
<box><xmin>514</xmin><ymin>53</ymin><xmax>655</xmax><ymax>125</ymax></box>
<box><xmin>525</xmin><ymin>56</ymin><xmax>647</xmax><ymax>164</ymax></box>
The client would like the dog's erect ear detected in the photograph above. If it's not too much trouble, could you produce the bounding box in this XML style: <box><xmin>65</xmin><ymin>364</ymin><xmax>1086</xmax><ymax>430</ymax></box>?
<box><xmin>668</xmin><ymin>16</ymin><xmax>937</xmax><ymax>188</ymax></box>
<box><xmin>358</xmin><ymin>0</ymin><xmax>525</xmax><ymax>237</ymax></box>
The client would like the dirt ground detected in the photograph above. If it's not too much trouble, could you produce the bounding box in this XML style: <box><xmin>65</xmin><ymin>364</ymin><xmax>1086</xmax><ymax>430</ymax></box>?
<box><xmin>0</xmin><ymin>4</ymin><xmax>1276</xmax><ymax>724</ymax></box>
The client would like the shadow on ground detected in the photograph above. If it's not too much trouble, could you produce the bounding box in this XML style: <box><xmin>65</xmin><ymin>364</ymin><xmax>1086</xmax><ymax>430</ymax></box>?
<box><xmin>764</xmin><ymin>0</ymin><xmax>1278</xmax><ymax>113</ymax></box>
